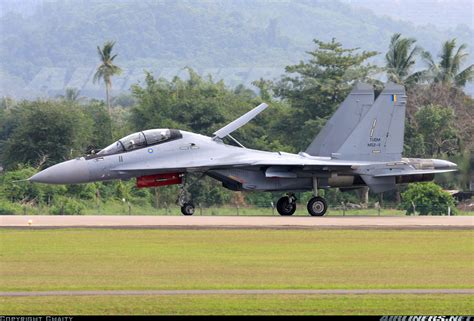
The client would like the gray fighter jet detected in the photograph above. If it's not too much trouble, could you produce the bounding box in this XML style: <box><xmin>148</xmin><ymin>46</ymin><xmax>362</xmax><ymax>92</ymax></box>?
<box><xmin>29</xmin><ymin>82</ymin><xmax>457</xmax><ymax>216</ymax></box>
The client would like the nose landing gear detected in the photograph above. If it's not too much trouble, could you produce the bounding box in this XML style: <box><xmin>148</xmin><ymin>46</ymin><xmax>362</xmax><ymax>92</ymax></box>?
<box><xmin>177</xmin><ymin>174</ymin><xmax>204</xmax><ymax>216</ymax></box>
<box><xmin>180</xmin><ymin>202</ymin><xmax>195</xmax><ymax>216</ymax></box>
<box><xmin>177</xmin><ymin>185</ymin><xmax>195</xmax><ymax>215</ymax></box>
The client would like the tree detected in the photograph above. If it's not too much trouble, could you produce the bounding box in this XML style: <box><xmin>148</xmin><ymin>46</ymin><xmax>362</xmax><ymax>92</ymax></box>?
<box><xmin>1</xmin><ymin>100</ymin><xmax>93</xmax><ymax>169</ymax></box>
<box><xmin>93</xmin><ymin>41</ymin><xmax>122</xmax><ymax>115</ymax></box>
<box><xmin>422</xmin><ymin>39</ymin><xmax>474</xmax><ymax>88</ymax></box>
<box><xmin>0</xmin><ymin>165</ymin><xmax>67</xmax><ymax>205</ymax></box>
<box><xmin>405</xmin><ymin>83</ymin><xmax>474</xmax><ymax>153</ymax></box>
<box><xmin>56</xmin><ymin>88</ymin><xmax>83</xmax><ymax>103</ymax></box>
<box><xmin>272</xmin><ymin>38</ymin><xmax>378</xmax><ymax>150</ymax></box>
<box><xmin>385</xmin><ymin>33</ymin><xmax>423</xmax><ymax>85</ymax></box>
<box><xmin>130</xmin><ymin>69</ymin><xmax>254</xmax><ymax>135</ymax></box>
<box><xmin>82</xmin><ymin>101</ymin><xmax>114</xmax><ymax>151</ymax></box>
<box><xmin>414</xmin><ymin>104</ymin><xmax>459</xmax><ymax>157</ymax></box>
<box><xmin>252</xmin><ymin>78</ymin><xmax>273</xmax><ymax>101</ymax></box>
<box><xmin>401</xmin><ymin>182</ymin><xmax>456</xmax><ymax>215</ymax></box>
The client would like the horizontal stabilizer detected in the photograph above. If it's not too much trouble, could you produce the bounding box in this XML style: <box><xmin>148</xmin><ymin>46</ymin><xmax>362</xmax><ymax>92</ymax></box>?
<box><xmin>213</xmin><ymin>103</ymin><xmax>268</xmax><ymax>139</ymax></box>
<box><xmin>373</xmin><ymin>168</ymin><xmax>458</xmax><ymax>177</ymax></box>
<box><xmin>352</xmin><ymin>162</ymin><xmax>458</xmax><ymax>178</ymax></box>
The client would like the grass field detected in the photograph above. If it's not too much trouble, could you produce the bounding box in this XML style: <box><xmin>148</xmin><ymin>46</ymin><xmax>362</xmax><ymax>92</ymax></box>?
<box><xmin>1</xmin><ymin>228</ymin><xmax>473</xmax><ymax>314</ymax></box>
<box><xmin>2</xmin><ymin>295</ymin><xmax>473</xmax><ymax>315</ymax></box>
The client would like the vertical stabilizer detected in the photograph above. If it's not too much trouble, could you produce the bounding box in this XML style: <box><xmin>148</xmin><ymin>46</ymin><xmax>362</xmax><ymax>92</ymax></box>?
<box><xmin>335</xmin><ymin>82</ymin><xmax>406</xmax><ymax>161</ymax></box>
<box><xmin>305</xmin><ymin>82</ymin><xmax>374</xmax><ymax>156</ymax></box>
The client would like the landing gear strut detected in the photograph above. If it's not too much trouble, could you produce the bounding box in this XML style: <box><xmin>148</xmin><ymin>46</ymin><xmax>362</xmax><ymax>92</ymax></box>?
<box><xmin>276</xmin><ymin>194</ymin><xmax>297</xmax><ymax>216</ymax></box>
<box><xmin>307</xmin><ymin>196</ymin><xmax>327</xmax><ymax>216</ymax></box>
<box><xmin>177</xmin><ymin>184</ymin><xmax>194</xmax><ymax>215</ymax></box>
<box><xmin>306</xmin><ymin>177</ymin><xmax>328</xmax><ymax>216</ymax></box>
<box><xmin>177</xmin><ymin>174</ymin><xmax>203</xmax><ymax>216</ymax></box>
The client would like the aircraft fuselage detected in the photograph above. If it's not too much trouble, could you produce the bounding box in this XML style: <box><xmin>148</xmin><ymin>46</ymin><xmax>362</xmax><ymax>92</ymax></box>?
<box><xmin>29</xmin><ymin>131</ymin><xmax>456</xmax><ymax>193</ymax></box>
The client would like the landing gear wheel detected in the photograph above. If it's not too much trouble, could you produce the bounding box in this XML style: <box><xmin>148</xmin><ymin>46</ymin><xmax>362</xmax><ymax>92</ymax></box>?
<box><xmin>307</xmin><ymin>196</ymin><xmax>327</xmax><ymax>216</ymax></box>
<box><xmin>181</xmin><ymin>203</ymin><xmax>195</xmax><ymax>216</ymax></box>
<box><xmin>277</xmin><ymin>196</ymin><xmax>296</xmax><ymax>216</ymax></box>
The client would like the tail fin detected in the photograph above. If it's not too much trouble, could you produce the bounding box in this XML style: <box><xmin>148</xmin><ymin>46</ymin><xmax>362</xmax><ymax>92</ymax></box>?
<box><xmin>305</xmin><ymin>82</ymin><xmax>374</xmax><ymax>156</ymax></box>
<box><xmin>334</xmin><ymin>82</ymin><xmax>406</xmax><ymax>161</ymax></box>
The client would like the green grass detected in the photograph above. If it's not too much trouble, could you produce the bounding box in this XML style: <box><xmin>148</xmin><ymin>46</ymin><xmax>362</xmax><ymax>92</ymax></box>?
<box><xmin>1</xmin><ymin>229</ymin><xmax>472</xmax><ymax>314</ymax></box>
<box><xmin>1</xmin><ymin>229</ymin><xmax>472</xmax><ymax>292</ymax></box>
<box><xmin>1</xmin><ymin>294</ymin><xmax>472</xmax><ymax>315</ymax></box>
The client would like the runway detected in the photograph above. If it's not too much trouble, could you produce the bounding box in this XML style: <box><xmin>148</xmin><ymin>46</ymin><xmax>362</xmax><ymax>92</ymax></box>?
<box><xmin>1</xmin><ymin>289</ymin><xmax>473</xmax><ymax>297</ymax></box>
<box><xmin>1</xmin><ymin>215</ymin><xmax>472</xmax><ymax>229</ymax></box>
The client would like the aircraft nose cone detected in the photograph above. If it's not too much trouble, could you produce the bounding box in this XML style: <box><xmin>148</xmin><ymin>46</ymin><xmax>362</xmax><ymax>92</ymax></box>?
<box><xmin>29</xmin><ymin>159</ymin><xmax>90</xmax><ymax>184</ymax></box>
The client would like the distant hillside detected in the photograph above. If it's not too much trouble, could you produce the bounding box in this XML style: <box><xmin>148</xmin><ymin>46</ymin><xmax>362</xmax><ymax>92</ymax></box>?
<box><xmin>1</xmin><ymin>0</ymin><xmax>472</xmax><ymax>98</ymax></box>
<box><xmin>342</xmin><ymin>0</ymin><xmax>473</xmax><ymax>31</ymax></box>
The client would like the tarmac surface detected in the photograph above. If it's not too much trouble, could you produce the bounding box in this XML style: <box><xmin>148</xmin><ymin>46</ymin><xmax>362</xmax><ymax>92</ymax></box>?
<box><xmin>1</xmin><ymin>289</ymin><xmax>473</xmax><ymax>297</ymax></box>
<box><xmin>1</xmin><ymin>215</ymin><xmax>472</xmax><ymax>229</ymax></box>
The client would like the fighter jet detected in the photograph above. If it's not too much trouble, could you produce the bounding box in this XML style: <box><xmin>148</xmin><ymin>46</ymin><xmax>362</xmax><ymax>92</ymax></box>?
<box><xmin>29</xmin><ymin>82</ymin><xmax>457</xmax><ymax>216</ymax></box>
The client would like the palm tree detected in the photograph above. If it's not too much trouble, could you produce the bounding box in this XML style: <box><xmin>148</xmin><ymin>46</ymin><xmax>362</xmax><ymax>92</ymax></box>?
<box><xmin>65</xmin><ymin>88</ymin><xmax>81</xmax><ymax>102</ymax></box>
<box><xmin>385</xmin><ymin>33</ymin><xmax>423</xmax><ymax>85</ymax></box>
<box><xmin>57</xmin><ymin>88</ymin><xmax>83</xmax><ymax>103</ymax></box>
<box><xmin>422</xmin><ymin>39</ymin><xmax>474</xmax><ymax>88</ymax></box>
<box><xmin>93</xmin><ymin>41</ymin><xmax>122</xmax><ymax>115</ymax></box>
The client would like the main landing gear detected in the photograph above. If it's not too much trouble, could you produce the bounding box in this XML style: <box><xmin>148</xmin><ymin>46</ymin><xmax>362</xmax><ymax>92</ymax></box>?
<box><xmin>306</xmin><ymin>196</ymin><xmax>327</xmax><ymax>216</ymax></box>
<box><xmin>275</xmin><ymin>195</ymin><xmax>328</xmax><ymax>216</ymax></box>
<box><xmin>276</xmin><ymin>194</ymin><xmax>297</xmax><ymax>216</ymax></box>
<box><xmin>276</xmin><ymin>177</ymin><xmax>328</xmax><ymax>216</ymax></box>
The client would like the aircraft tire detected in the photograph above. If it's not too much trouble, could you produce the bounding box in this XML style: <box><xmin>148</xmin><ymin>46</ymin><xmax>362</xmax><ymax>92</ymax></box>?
<box><xmin>181</xmin><ymin>203</ymin><xmax>195</xmax><ymax>216</ymax></box>
<box><xmin>276</xmin><ymin>196</ymin><xmax>296</xmax><ymax>216</ymax></box>
<box><xmin>307</xmin><ymin>196</ymin><xmax>327</xmax><ymax>216</ymax></box>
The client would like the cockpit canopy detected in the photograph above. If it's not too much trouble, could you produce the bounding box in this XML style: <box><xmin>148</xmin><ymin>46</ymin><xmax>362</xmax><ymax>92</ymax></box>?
<box><xmin>97</xmin><ymin>129</ymin><xmax>182</xmax><ymax>156</ymax></box>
